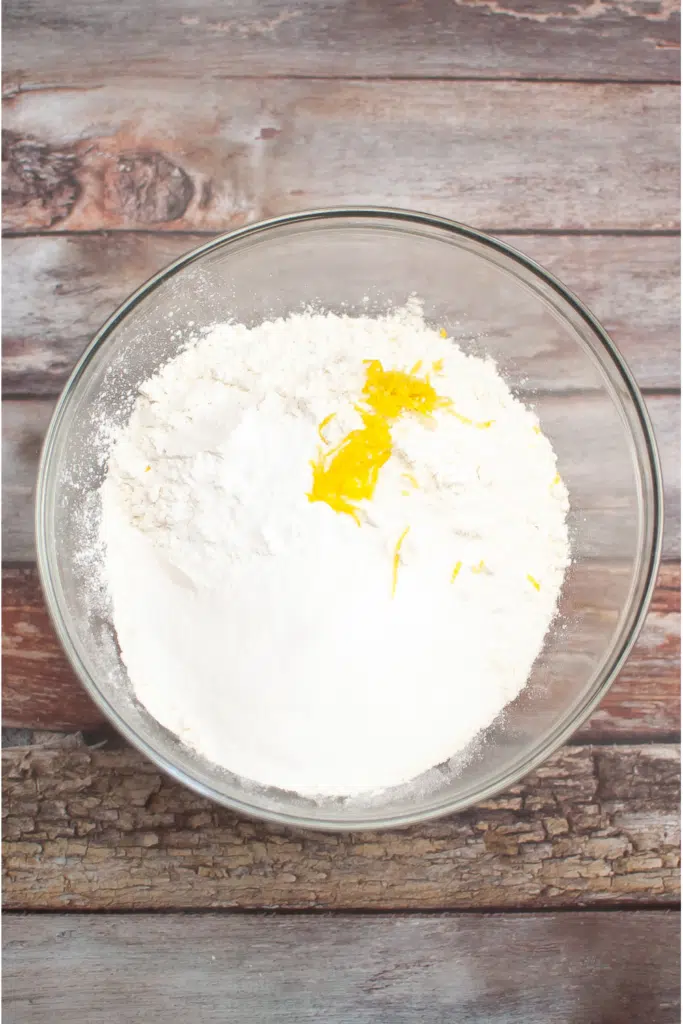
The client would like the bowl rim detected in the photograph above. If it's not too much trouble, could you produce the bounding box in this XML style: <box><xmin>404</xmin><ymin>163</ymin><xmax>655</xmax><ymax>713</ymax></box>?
<box><xmin>35</xmin><ymin>206</ymin><xmax>664</xmax><ymax>831</ymax></box>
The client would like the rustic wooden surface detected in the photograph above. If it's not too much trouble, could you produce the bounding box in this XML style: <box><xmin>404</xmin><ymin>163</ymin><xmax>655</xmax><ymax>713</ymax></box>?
<box><xmin>3</xmin><ymin>394</ymin><xmax>680</xmax><ymax>563</ymax></box>
<box><xmin>3</xmin><ymin>82</ymin><xmax>679</xmax><ymax>233</ymax></box>
<box><xmin>4</xmin><ymin>232</ymin><xmax>680</xmax><ymax>396</ymax></box>
<box><xmin>3</xmin><ymin>911</ymin><xmax>681</xmax><ymax>1024</ymax></box>
<box><xmin>3</xmin><ymin>564</ymin><xmax>680</xmax><ymax>737</ymax></box>
<box><xmin>4</xmin><ymin>0</ymin><xmax>680</xmax><ymax>85</ymax></box>
<box><xmin>3</xmin><ymin>0</ymin><xmax>680</xmax><ymax>1015</ymax></box>
<box><xmin>3</xmin><ymin>741</ymin><xmax>679</xmax><ymax>911</ymax></box>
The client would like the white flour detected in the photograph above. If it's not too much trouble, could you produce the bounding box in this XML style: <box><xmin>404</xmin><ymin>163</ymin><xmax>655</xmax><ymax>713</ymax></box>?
<box><xmin>100</xmin><ymin>302</ymin><xmax>570</xmax><ymax>797</ymax></box>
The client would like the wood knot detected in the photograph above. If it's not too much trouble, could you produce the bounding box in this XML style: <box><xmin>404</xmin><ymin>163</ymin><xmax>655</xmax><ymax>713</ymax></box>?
<box><xmin>104</xmin><ymin>151</ymin><xmax>194</xmax><ymax>224</ymax></box>
<box><xmin>2</xmin><ymin>129</ymin><xmax>80</xmax><ymax>230</ymax></box>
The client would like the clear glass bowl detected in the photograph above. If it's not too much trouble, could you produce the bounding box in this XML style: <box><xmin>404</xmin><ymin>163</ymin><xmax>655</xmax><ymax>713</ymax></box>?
<box><xmin>36</xmin><ymin>208</ymin><xmax>662</xmax><ymax>830</ymax></box>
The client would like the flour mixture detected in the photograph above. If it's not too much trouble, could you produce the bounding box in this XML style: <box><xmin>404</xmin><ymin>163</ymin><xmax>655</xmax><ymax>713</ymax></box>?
<box><xmin>99</xmin><ymin>301</ymin><xmax>570</xmax><ymax>797</ymax></box>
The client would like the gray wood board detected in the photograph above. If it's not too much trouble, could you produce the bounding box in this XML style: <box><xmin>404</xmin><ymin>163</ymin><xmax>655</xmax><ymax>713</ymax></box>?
<box><xmin>3</xmin><ymin>743</ymin><xmax>679</xmax><ymax>910</ymax></box>
<box><xmin>4</xmin><ymin>232</ymin><xmax>680</xmax><ymax>397</ymax></box>
<box><xmin>3</xmin><ymin>81</ymin><xmax>680</xmax><ymax>233</ymax></box>
<box><xmin>3</xmin><ymin>911</ymin><xmax>681</xmax><ymax>1024</ymax></box>
<box><xmin>3</xmin><ymin>0</ymin><xmax>680</xmax><ymax>84</ymax></box>
<box><xmin>3</xmin><ymin>563</ymin><xmax>679</xmax><ymax>738</ymax></box>
<box><xmin>3</xmin><ymin>394</ymin><xmax>679</xmax><ymax>562</ymax></box>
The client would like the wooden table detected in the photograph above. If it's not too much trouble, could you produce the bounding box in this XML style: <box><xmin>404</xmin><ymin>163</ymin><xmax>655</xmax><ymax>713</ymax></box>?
<box><xmin>2</xmin><ymin>3</ymin><xmax>680</xmax><ymax>1020</ymax></box>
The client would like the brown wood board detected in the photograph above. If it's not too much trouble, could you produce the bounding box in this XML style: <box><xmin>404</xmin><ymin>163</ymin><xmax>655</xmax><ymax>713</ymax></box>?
<box><xmin>3</xmin><ymin>0</ymin><xmax>680</xmax><ymax>85</ymax></box>
<box><xmin>3</xmin><ymin>81</ymin><xmax>680</xmax><ymax>233</ymax></box>
<box><xmin>4</xmin><ymin>395</ymin><xmax>679</xmax><ymax>563</ymax></box>
<box><xmin>3</xmin><ymin>564</ymin><xmax>679</xmax><ymax>738</ymax></box>
<box><xmin>3</xmin><ymin>742</ymin><xmax>679</xmax><ymax>910</ymax></box>
<box><xmin>4</xmin><ymin>232</ymin><xmax>680</xmax><ymax>397</ymax></box>
<box><xmin>3</xmin><ymin>911</ymin><xmax>681</xmax><ymax>1024</ymax></box>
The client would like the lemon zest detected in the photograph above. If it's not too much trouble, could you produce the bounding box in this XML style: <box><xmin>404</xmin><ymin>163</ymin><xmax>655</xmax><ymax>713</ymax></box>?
<box><xmin>318</xmin><ymin>412</ymin><xmax>336</xmax><ymax>445</ymax></box>
<box><xmin>144</xmin><ymin>465</ymin><xmax>151</xmax><ymax>472</ymax></box>
<box><xmin>309</xmin><ymin>360</ymin><xmax>451</xmax><ymax>520</ymax></box>
<box><xmin>527</xmin><ymin>574</ymin><xmax>541</xmax><ymax>592</ymax></box>
<box><xmin>439</xmin><ymin>328</ymin><xmax>448</xmax><ymax>338</ymax></box>
<box><xmin>451</xmin><ymin>560</ymin><xmax>463</xmax><ymax>583</ymax></box>
<box><xmin>308</xmin><ymin>407</ymin><xmax>391</xmax><ymax>523</ymax></box>
<box><xmin>392</xmin><ymin>526</ymin><xmax>410</xmax><ymax>597</ymax></box>
<box><xmin>552</xmin><ymin>473</ymin><xmax>561</xmax><ymax>486</ymax></box>
<box><xmin>533</xmin><ymin>425</ymin><xmax>541</xmax><ymax>435</ymax></box>
<box><xmin>448</xmin><ymin>408</ymin><xmax>494</xmax><ymax>430</ymax></box>
<box><xmin>361</xmin><ymin>359</ymin><xmax>452</xmax><ymax>421</ymax></box>
<box><xmin>402</xmin><ymin>472</ymin><xmax>419</xmax><ymax>489</ymax></box>
<box><xmin>471</xmin><ymin>560</ymin><xmax>486</xmax><ymax>574</ymax></box>
<box><xmin>431</xmin><ymin>358</ymin><xmax>444</xmax><ymax>374</ymax></box>
<box><xmin>410</xmin><ymin>360</ymin><xmax>423</xmax><ymax>375</ymax></box>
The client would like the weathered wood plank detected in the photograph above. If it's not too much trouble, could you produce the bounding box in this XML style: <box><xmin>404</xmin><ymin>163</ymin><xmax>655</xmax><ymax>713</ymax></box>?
<box><xmin>4</xmin><ymin>232</ymin><xmax>679</xmax><ymax>397</ymax></box>
<box><xmin>3</xmin><ymin>81</ymin><xmax>679</xmax><ymax>232</ymax></box>
<box><xmin>3</xmin><ymin>0</ymin><xmax>680</xmax><ymax>85</ymax></box>
<box><xmin>2</xmin><ymin>569</ymin><xmax>106</xmax><ymax>731</ymax></box>
<box><xmin>2</xmin><ymin>400</ymin><xmax>54</xmax><ymax>563</ymax></box>
<box><xmin>3</xmin><ymin>564</ymin><xmax>679</xmax><ymax>738</ymax></box>
<box><xmin>574</xmin><ymin>562</ymin><xmax>681</xmax><ymax>741</ymax></box>
<box><xmin>2</xmin><ymin>742</ymin><xmax>679</xmax><ymax>909</ymax></box>
<box><xmin>3</xmin><ymin>912</ymin><xmax>681</xmax><ymax>1024</ymax></box>
<box><xmin>4</xmin><ymin>395</ymin><xmax>678</xmax><ymax>562</ymax></box>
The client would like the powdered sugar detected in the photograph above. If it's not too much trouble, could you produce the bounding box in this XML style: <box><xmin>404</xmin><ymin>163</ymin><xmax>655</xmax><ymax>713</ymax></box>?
<box><xmin>99</xmin><ymin>302</ymin><xmax>570</xmax><ymax>797</ymax></box>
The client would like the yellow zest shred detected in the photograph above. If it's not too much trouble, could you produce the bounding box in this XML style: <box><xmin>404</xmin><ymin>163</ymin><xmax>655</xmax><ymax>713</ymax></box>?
<box><xmin>309</xmin><ymin>408</ymin><xmax>392</xmax><ymax>524</ymax></box>
<box><xmin>439</xmin><ymin>328</ymin><xmax>448</xmax><ymax>338</ymax></box>
<box><xmin>392</xmin><ymin>526</ymin><xmax>410</xmax><ymax>597</ymax></box>
<box><xmin>451</xmin><ymin>560</ymin><xmax>463</xmax><ymax>583</ymax></box>
<box><xmin>448</xmin><ymin>408</ymin><xmax>494</xmax><ymax>430</ymax></box>
<box><xmin>471</xmin><ymin>560</ymin><xmax>486</xmax><ymax>574</ymax></box>
<box><xmin>402</xmin><ymin>472</ymin><xmax>419</xmax><ymax>489</ymax></box>
<box><xmin>309</xmin><ymin>360</ymin><xmax>451</xmax><ymax>520</ymax></box>
<box><xmin>410</xmin><ymin>360</ymin><xmax>423</xmax><ymax>375</ymax></box>
<box><xmin>527</xmin><ymin>574</ymin><xmax>541</xmax><ymax>591</ymax></box>
<box><xmin>144</xmin><ymin>465</ymin><xmax>151</xmax><ymax>472</ymax></box>
<box><xmin>318</xmin><ymin>412</ymin><xmax>336</xmax><ymax>444</ymax></box>
<box><xmin>552</xmin><ymin>473</ymin><xmax>561</xmax><ymax>486</ymax></box>
<box><xmin>533</xmin><ymin>425</ymin><xmax>541</xmax><ymax>435</ymax></box>
<box><xmin>431</xmin><ymin>358</ymin><xmax>444</xmax><ymax>374</ymax></box>
<box><xmin>361</xmin><ymin>359</ymin><xmax>452</xmax><ymax>421</ymax></box>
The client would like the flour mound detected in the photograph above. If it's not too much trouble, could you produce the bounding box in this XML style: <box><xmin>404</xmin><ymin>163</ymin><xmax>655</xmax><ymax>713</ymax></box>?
<box><xmin>99</xmin><ymin>303</ymin><xmax>570</xmax><ymax>797</ymax></box>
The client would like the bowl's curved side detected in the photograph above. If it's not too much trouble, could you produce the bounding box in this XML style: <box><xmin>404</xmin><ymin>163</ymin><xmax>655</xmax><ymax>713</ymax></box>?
<box><xmin>35</xmin><ymin>207</ymin><xmax>664</xmax><ymax>831</ymax></box>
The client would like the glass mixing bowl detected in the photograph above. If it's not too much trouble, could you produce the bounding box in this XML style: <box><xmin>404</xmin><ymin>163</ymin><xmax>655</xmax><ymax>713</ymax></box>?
<box><xmin>36</xmin><ymin>208</ymin><xmax>662</xmax><ymax>830</ymax></box>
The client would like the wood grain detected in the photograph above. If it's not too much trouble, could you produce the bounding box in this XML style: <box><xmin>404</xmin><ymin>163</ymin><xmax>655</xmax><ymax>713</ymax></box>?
<box><xmin>3</xmin><ymin>569</ymin><xmax>105</xmax><ymax>731</ymax></box>
<box><xmin>4</xmin><ymin>232</ymin><xmax>680</xmax><ymax>397</ymax></box>
<box><xmin>4</xmin><ymin>394</ymin><xmax>679</xmax><ymax>562</ymax></box>
<box><xmin>3</xmin><ymin>564</ymin><xmax>679</xmax><ymax>738</ymax></box>
<box><xmin>2</xmin><ymin>742</ymin><xmax>679</xmax><ymax>910</ymax></box>
<box><xmin>3</xmin><ymin>0</ymin><xmax>680</xmax><ymax>85</ymax></box>
<box><xmin>2</xmin><ymin>400</ymin><xmax>54</xmax><ymax>563</ymax></box>
<box><xmin>3</xmin><ymin>81</ymin><xmax>679</xmax><ymax>233</ymax></box>
<box><xmin>574</xmin><ymin>562</ymin><xmax>681</xmax><ymax>741</ymax></box>
<box><xmin>3</xmin><ymin>911</ymin><xmax>681</xmax><ymax>1024</ymax></box>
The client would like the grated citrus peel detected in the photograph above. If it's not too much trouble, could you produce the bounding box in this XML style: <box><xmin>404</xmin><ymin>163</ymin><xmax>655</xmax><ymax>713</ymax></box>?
<box><xmin>392</xmin><ymin>526</ymin><xmax>410</xmax><ymax>596</ymax></box>
<box><xmin>308</xmin><ymin>360</ymin><xmax>452</xmax><ymax>520</ymax></box>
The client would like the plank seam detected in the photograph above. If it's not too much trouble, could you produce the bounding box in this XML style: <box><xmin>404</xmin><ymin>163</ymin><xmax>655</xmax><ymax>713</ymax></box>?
<box><xmin>4</xmin><ymin>389</ymin><xmax>680</xmax><ymax>403</ymax></box>
<box><xmin>4</xmin><ymin>76</ymin><xmax>681</xmax><ymax>87</ymax></box>
<box><xmin>3</xmin><ymin>229</ymin><xmax>681</xmax><ymax>240</ymax></box>
<box><xmin>2</xmin><ymin>904</ymin><xmax>680</xmax><ymax>917</ymax></box>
